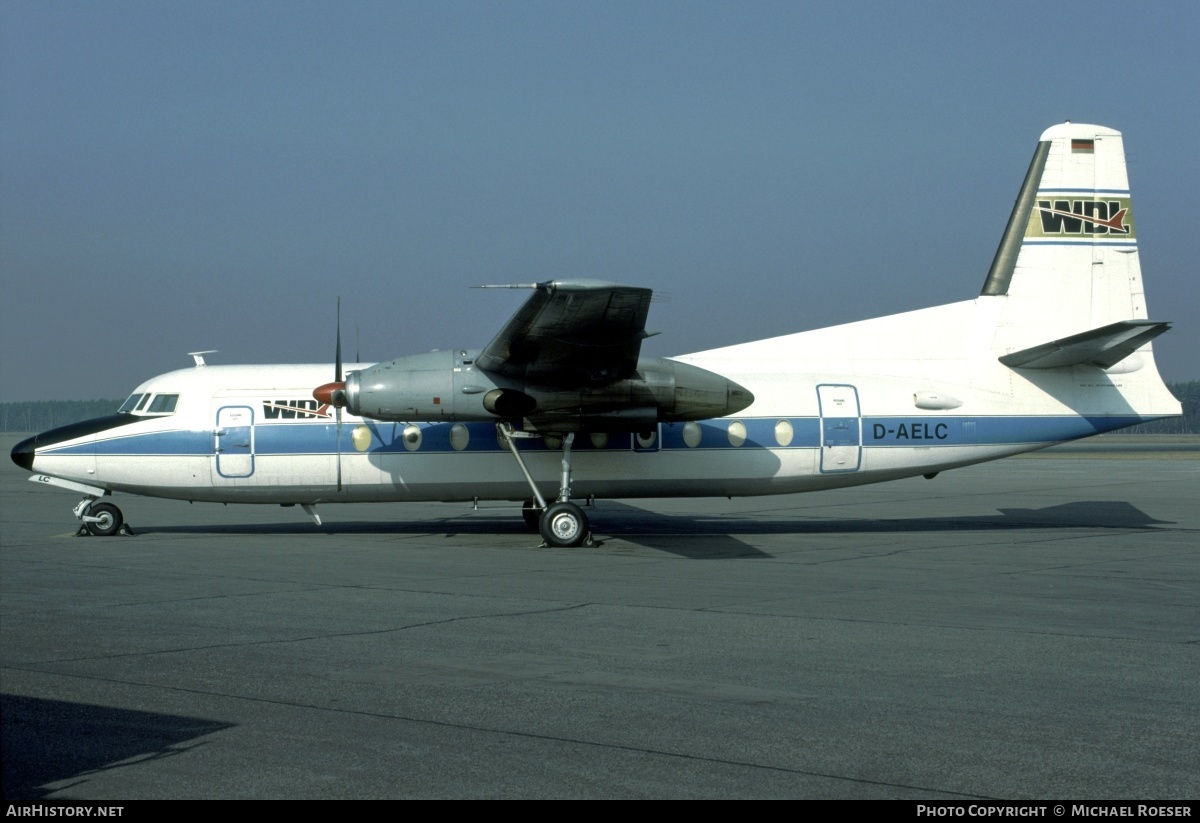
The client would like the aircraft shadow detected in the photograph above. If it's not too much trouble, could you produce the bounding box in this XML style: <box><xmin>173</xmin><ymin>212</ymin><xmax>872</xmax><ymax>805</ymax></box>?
<box><xmin>1</xmin><ymin>694</ymin><xmax>234</xmax><ymax>800</ymax></box>
<box><xmin>605</xmin><ymin>500</ymin><xmax>1175</xmax><ymax>533</ymax></box>
<box><xmin>136</xmin><ymin>514</ymin><xmax>772</xmax><ymax>559</ymax></box>
<box><xmin>127</xmin><ymin>500</ymin><xmax>1172</xmax><ymax>560</ymax></box>
<box><xmin>587</xmin><ymin>500</ymin><xmax>1174</xmax><ymax>557</ymax></box>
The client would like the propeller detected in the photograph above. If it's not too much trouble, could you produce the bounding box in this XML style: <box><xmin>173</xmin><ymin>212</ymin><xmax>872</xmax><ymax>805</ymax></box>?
<box><xmin>313</xmin><ymin>297</ymin><xmax>348</xmax><ymax>410</ymax></box>
<box><xmin>313</xmin><ymin>298</ymin><xmax>346</xmax><ymax>492</ymax></box>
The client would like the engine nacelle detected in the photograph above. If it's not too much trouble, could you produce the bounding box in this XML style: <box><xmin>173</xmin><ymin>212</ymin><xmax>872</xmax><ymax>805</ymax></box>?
<box><xmin>344</xmin><ymin>350</ymin><xmax>498</xmax><ymax>421</ymax></box>
<box><xmin>341</xmin><ymin>350</ymin><xmax>754</xmax><ymax>430</ymax></box>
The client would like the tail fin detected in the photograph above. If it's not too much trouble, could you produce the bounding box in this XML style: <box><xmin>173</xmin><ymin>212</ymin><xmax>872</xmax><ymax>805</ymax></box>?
<box><xmin>984</xmin><ymin>123</ymin><xmax>1162</xmax><ymax>362</ymax></box>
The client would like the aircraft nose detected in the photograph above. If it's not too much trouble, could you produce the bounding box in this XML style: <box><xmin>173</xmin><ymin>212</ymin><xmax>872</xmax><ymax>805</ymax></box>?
<box><xmin>11</xmin><ymin>435</ymin><xmax>36</xmax><ymax>471</ymax></box>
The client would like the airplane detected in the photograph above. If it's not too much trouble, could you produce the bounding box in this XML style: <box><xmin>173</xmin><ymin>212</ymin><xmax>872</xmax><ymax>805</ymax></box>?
<box><xmin>10</xmin><ymin>123</ymin><xmax>1183</xmax><ymax>547</ymax></box>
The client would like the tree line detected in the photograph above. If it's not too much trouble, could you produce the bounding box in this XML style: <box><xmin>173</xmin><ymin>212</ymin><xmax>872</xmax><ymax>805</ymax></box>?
<box><xmin>2</xmin><ymin>383</ymin><xmax>1197</xmax><ymax>434</ymax></box>
<box><xmin>1</xmin><ymin>400</ymin><xmax>123</xmax><ymax>433</ymax></box>
<box><xmin>1124</xmin><ymin>381</ymin><xmax>1200</xmax><ymax>433</ymax></box>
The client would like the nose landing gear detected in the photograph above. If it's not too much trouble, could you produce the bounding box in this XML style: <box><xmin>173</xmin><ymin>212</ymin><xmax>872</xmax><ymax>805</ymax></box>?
<box><xmin>74</xmin><ymin>498</ymin><xmax>133</xmax><ymax>536</ymax></box>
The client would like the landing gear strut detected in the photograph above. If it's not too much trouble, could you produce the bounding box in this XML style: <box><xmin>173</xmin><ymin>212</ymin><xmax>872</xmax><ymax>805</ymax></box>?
<box><xmin>499</xmin><ymin>424</ymin><xmax>596</xmax><ymax>548</ymax></box>
<box><xmin>74</xmin><ymin>498</ymin><xmax>132</xmax><ymax>536</ymax></box>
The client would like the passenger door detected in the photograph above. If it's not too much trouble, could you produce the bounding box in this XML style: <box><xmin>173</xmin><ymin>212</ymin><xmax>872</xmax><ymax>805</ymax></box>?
<box><xmin>213</xmin><ymin>405</ymin><xmax>255</xmax><ymax>478</ymax></box>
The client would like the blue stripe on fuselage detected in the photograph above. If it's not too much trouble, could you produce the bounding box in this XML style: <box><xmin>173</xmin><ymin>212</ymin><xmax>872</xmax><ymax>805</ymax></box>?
<box><xmin>863</xmin><ymin>415</ymin><xmax>1145</xmax><ymax>446</ymax></box>
<box><xmin>38</xmin><ymin>414</ymin><xmax>1153</xmax><ymax>458</ymax></box>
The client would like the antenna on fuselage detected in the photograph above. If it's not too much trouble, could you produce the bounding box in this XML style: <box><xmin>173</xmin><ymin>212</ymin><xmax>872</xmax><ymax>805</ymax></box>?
<box><xmin>188</xmin><ymin>350</ymin><xmax>218</xmax><ymax>367</ymax></box>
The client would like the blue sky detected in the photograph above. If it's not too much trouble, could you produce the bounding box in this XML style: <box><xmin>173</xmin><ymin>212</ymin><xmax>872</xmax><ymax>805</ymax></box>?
<box><xmin>2</xmin><ymin>1</ymin><xmax>1196</xmax><ymax>401</ymax></box>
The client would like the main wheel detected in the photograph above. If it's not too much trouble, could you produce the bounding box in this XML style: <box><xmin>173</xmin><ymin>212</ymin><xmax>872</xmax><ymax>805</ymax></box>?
<box><xmin>539</xmin><ymin>501</ymin><xmax>589</xmax><ymax>548</ymax></box>
<box><xmin>521</xmin><ymin>499</ymin><xmax>542</xmax><ymax>532</ymax></box>
<box><xmin>85</xmin><ymin>502</ymin><xmax>123</xmax><ymax>537</ymax></box>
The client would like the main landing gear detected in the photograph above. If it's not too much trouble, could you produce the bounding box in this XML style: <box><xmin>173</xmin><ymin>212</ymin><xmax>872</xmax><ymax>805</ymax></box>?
<box><xmin>73</xmin><ymin>498</ymin><xmax>133</xmax><ymax>536</ymax></box>
<box><xmin>500</xmin><ymin>424</ymin><xmax>596</xmax><ymax>548</ymax></box>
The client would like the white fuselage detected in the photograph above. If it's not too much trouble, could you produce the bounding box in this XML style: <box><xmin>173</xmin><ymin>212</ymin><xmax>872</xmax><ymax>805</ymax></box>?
<box><xmin>23</xmin><ymin>296</ymin><xmax>1179</xmax><ymax>509</ymax></box>
<box><xmin>16</xmin><ymin>125</ymin><xmax>1184</xmax><ymax>518</ymax></box>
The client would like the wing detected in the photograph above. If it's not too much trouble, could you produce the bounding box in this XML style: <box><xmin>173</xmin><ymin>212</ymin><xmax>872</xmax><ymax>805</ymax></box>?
<box><xmin>476</xmin><ymin>280</ymin><xmax>654</xmax><ymax>385</ymax></box>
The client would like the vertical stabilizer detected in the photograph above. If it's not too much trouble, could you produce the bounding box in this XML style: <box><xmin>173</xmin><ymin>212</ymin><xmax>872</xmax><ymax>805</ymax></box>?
<box><xmin>981</xmin><ymin>141</ymin><xmax>1051</xmax><ymax>296</ymax></box>
<box><xmin>986</xmin><ymin>123</ymin><xmax>1148</xmax><ymax>352</ymax></box>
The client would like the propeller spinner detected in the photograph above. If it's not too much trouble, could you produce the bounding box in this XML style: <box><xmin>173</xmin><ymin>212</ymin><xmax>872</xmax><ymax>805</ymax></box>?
<box><xmin>313</xmin><ymin>381</ymin><xmax>347</xmax><ymax>407</ymax></box>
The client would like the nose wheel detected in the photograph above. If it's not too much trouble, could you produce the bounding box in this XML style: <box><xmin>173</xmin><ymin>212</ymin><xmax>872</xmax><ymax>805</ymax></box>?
<box><xmin>74</xmin><ymin>499</ymin><xmax>133</xmax><ymax>536</ymax></box>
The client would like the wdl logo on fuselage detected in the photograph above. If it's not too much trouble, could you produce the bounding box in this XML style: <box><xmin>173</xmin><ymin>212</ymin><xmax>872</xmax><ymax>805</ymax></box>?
<box><xmin>1026</xmin><ymin>196</ymin><xmax>1135</xmax><ymax>239</ymax></box>
<box><xmin>262</xmin><ymin>400</ymin><xmax>333</xmax><ymax>420</ymax></box>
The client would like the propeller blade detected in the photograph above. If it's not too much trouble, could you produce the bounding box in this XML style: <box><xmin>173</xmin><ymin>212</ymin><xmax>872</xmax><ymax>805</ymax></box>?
<box><xmin>335</xmin><ymin>296</ymin><xmax>343</xmax><ymax>383</ymax></box>
<box><xmin>336</xmin><ymin>405</ymin><xmax>343</xmax><ymax>493</ymax></box>
<box><xmin>335</xmin><ymin>297</ymin><xmax>344</xmax><ymax>492</ymax></box>
<box><xmin>314</xmin><ymin>297</ymin><xmax>348</xmax><ymax>407</ymax></box>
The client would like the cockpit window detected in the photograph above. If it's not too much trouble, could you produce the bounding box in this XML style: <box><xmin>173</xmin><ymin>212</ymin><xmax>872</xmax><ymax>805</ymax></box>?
<box><xmin>117</xmin><ymin>392</ymin><xmax>179</xmax><ymax>415</ymax></box>
<box><xmin>118</xmin><ymin>394</ymin><xmax>144</xmax><ymax>414</ymax></box>
<box><xmin>146</xmin><ymin>394</ymin><xmax>179</xmax><ymax>414</ymax></box>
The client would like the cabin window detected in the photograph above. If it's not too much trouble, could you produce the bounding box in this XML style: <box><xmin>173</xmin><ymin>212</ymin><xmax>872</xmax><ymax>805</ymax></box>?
<box><xmin>118</xmin><ymin>394</ymin><xmax>145</xmax><ymax>414</ymax></box>
<box><xmin>146</xmin><ymin>394</ymin><xmax>180</xmax><ymax>415</ymax></box>
<box><xmin>727</xmin><ymin>420</ymin><xmax>747</xmax><ymax>447</ymax></box>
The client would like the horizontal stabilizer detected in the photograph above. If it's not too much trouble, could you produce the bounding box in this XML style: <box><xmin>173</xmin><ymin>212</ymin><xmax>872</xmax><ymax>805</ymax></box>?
<box><xmin>999</xmin><ymin>320</ymin><xmax>1170</xmax><ymax>370</ymax></box>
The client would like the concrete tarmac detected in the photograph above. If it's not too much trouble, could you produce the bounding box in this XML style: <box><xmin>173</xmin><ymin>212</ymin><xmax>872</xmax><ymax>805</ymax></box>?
<box><xmin>2</xmin><ymin>435</ymin><xmax>1197</xmax><ymax>799</ymax></box>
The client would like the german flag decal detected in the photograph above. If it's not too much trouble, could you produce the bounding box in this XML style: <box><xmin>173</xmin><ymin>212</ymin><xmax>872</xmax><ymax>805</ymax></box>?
<box><xmin>1071</xmin><ymin>139</ymin><xmax>1095</xmax><ymax>153</ymax></box>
